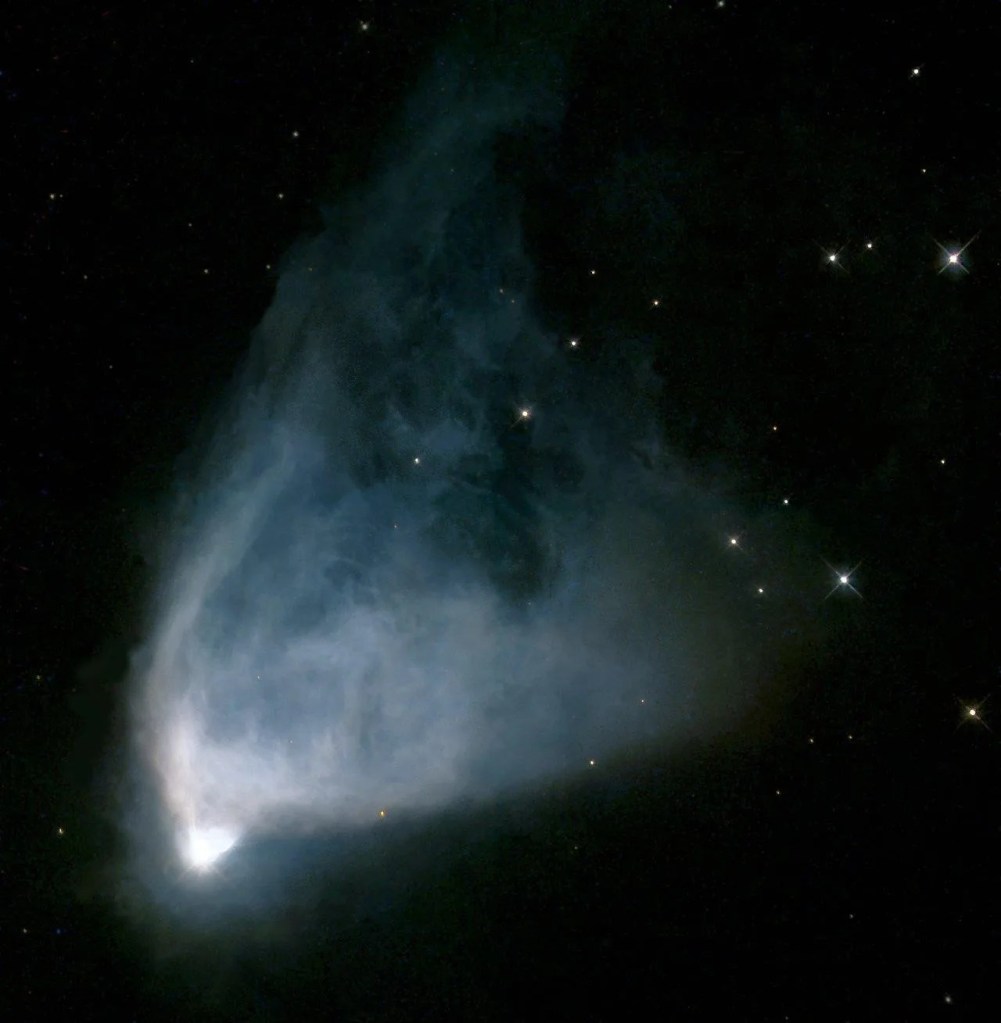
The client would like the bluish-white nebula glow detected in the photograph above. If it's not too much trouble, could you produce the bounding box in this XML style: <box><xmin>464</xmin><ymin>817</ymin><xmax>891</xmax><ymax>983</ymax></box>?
<box><xmin>128</xmin><ymin>59</ymin><xmax>758</xmax><ymax>888</ymax></box>
<box><xmin>181</xmin><ymin>825</ymin><xmax>239</xmax><ymax>872</ymax></box>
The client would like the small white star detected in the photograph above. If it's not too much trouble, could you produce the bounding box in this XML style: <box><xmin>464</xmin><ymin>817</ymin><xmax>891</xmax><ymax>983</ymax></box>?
<box><xmin>729</xmin><ymin>536</ymin><xmax>740</xmax><ymax>548</ymax></box>
<box><xmin>413</xmin><ymin>456</ymin><xmax>420</xmax><ymax>465</ymax></box>
<box><xmin>782</xmin><ymin>497</ymin><xmax>790</xmax><ymax>506</ymax></box>
<box><xmin>568</xmin><ymin>337</ymin><xmax>580</xmax><ymax>349</ymax></box>
<box><xmin>911</xmin><ymin>66</ymin><xmax>921</xmax><ymax>78</ymax></box>
<box><xmin>589</xmin><ymin>759</ymin><xmax>596</xmax><ymax>766</ymax></box>
<box><xmin>651</xmin><ymin>298</ymin><xmax>660</xmax><ymax>307</ymax></box>
<box><xmin>589</xmin><ymin>268</ymin><xmax>597</xmax><ymax>276</ymax></box>
<box><xmin>291</xmin><ymin>130</ymin><xmax>299</xmax><ymax>139</ymax></box>
<box><xmin>359</xmin><ymin>20</ymin><xmax>371</xmax><ymax>32</ymax></box>
<box><xmin>865</xmin><ymin>241</ymin><xmax>873</xmax><ymax>250</ymax></box>
<box><xmin>757</xmin><ymin>586</ymin><xmax>765</xmax><ymax>595</ymax></box>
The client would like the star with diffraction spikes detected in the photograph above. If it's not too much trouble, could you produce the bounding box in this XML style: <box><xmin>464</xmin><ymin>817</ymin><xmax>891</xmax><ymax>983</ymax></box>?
<box><xmin>824</xmin><ymin>559</ymin><xmax>862</xmax><ymax>599</ymax></box>
<box><xmin>935</xmin><ymin>233</ymin><xmax>979</xmax><ymax>274</ymax></box>
<box><xmin>956</xmin><ymin>696</ymin><xmax>991</xmax><ymax>731</ymax></box>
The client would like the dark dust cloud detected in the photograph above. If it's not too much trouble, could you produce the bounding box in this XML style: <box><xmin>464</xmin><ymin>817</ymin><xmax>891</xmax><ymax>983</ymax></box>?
<box><xmin>122</xmin><ymin>52</ymin><xmax>775</xmax><ymax>912</ymax></box>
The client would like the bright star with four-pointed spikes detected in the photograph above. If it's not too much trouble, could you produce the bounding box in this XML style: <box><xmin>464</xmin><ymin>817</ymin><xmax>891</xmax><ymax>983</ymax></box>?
<box><xmin>936</xmin><ymin>234</ymin><xmax>979</xmax><ymax>274</ymax></box>
<box><xmin>824</xmin><ymin>559</ymin><xmax>863</xmax><ymax>599</ymax></box>
<box><xmin>957</xmin><ymin>697</ymin><xmax>991</xmax><ymax>731</ymax></box>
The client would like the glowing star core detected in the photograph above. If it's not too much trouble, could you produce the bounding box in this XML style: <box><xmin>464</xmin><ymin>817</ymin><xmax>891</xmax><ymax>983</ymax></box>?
<box><xmin>180</xmin><ymin>824</ymin><xmax>239</xmax><ymax>872</ymax></box>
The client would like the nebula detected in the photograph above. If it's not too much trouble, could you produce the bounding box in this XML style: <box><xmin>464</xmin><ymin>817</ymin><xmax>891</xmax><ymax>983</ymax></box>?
<box><xmin>127</xmin><ymin>56</ymin><xmax>757</xmax><ymax>889</ymax></box>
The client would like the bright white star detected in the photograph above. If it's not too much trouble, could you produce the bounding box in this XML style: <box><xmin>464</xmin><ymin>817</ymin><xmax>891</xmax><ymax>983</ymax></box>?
<box><xmin>824</xmin><ymin>559</ymin><xmax>862</xmax><ymax>599</ymax></box>
<box><xmin>957</xmin><ymin>697</ymin><xmax>991</xmax><ymax>731</ymax></box>
<box><xmin>936</xmin><ymin>234</ymin><xmax>978</xmax><ymax>274</ymax></box>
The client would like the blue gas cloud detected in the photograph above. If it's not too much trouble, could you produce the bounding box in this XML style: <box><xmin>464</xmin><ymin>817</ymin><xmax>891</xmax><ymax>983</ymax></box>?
<box><xmin>127</xmin><ymin>57</ymin><xmax>757</xmax><ymax>887</ymax></box>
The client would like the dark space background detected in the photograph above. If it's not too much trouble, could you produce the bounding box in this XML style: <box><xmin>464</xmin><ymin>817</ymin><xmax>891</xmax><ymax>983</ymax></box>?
<box><xmin>2</xmin><ymin>1</ymin><xmax>998</xmax><ymax>1019</ymax></box>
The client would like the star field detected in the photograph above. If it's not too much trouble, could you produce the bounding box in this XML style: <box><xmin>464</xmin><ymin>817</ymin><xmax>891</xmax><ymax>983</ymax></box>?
<box><xmin>2</xmin><ymin>2</ymin><xmax>998</xmax><ymax>1020</ymax></box>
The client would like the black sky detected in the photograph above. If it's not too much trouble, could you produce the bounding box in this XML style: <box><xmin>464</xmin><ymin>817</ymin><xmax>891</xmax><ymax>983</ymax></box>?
<box><xmin>3</xmin><ymin>2</ymin><xmax>999</xmax><ymax>1019</ymax></box>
